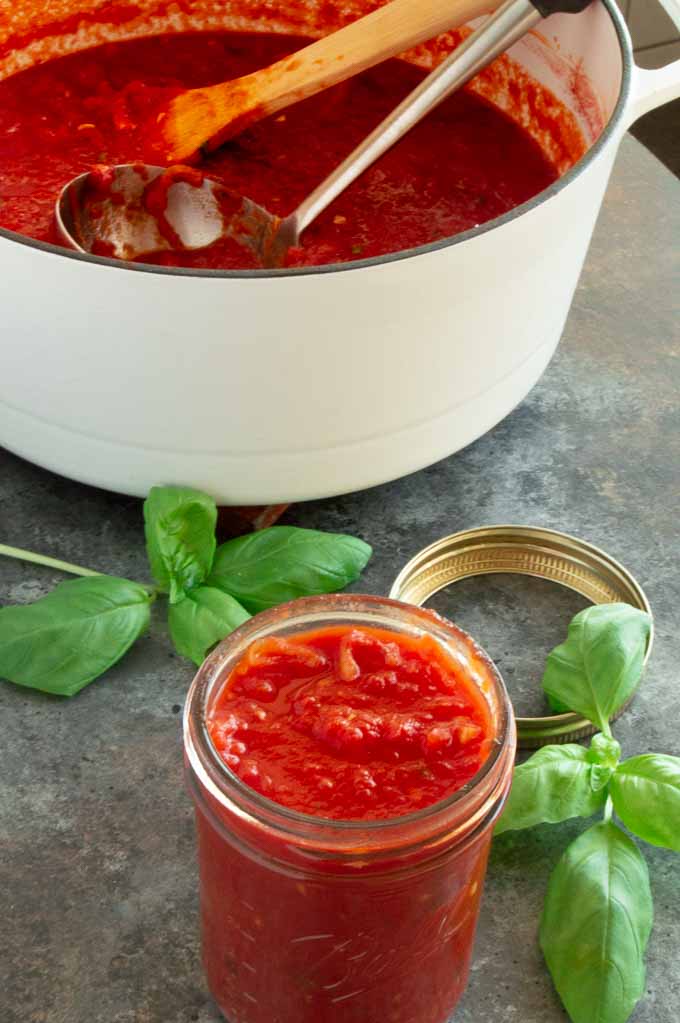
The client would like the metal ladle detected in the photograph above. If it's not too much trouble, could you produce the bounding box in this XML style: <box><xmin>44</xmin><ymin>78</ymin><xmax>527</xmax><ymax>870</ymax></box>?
<box><xmin>56</xmin><ymin>0</ymin><xmax>590</xmax><ymax>268</ymax></box>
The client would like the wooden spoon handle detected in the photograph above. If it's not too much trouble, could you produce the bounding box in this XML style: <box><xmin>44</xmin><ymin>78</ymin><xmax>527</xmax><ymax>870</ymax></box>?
<box><xmin>241</xmin><ymin>0</ymin><xmax>496</xmax><ymax>116</ymax></box>
<box><xmin>157</xmin><ymin>0</ymin><xmax>499</xmax><ymax>160</ymax></box>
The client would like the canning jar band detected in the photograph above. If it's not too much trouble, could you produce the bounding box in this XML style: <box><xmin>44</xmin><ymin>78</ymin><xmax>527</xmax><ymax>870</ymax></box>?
<box><xmin>389</xmin><ymin>525</ymin><xmax>653</xmax><ymax>749</ymax></box>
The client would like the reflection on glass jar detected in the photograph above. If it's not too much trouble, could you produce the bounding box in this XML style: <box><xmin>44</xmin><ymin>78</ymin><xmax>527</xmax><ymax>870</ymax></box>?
<box><xmin>184</xmin><ymin>595</ymin><xmax>516</xmax><ymax>1023</ymax></box>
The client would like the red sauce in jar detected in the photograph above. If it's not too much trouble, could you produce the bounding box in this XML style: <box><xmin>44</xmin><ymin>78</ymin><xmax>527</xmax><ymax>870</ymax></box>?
<box><xmin>208</xmin><ymin>624</ymin><xmax>493</xmax><ymax>820</ymax></box>
<box><xmin>188</xmin><ymin>601</ymin><xmax>514</xmax><ymax>1023</ymax></box>
<box><xmin>0</xmin><ymin>30</ymin><xmax>559</xmax><ymax>268</ymax></box>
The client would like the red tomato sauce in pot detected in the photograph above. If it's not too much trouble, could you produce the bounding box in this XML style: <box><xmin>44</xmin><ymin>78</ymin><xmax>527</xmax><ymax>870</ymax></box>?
<box><xmin>208</xmin><ymin>624</ymin><xmax>493</xmax><ymax>820</ymax></box>
<box><xmin>0</xmin><ymin>30</ymin><xmax>560</xmax><ymax>269</ymax></box>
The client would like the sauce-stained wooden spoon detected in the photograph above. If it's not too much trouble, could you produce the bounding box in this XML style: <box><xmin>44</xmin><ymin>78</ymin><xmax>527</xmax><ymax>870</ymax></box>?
<box><xmin>151</xmin><ymin>0</ymin><xmax>497</xmax><ymax>162</ymax></box>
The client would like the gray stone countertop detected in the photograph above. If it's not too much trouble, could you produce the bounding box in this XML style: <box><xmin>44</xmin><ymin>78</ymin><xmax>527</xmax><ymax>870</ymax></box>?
<box><xmin>2</xmin><ymin>134</ymin><xmax>679</xmax><ymax>1023</ymax></box>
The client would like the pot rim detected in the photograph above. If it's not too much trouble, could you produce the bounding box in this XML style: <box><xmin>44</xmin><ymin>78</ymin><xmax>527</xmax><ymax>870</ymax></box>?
<box><xmin>0</xmin><ymin>0</ymin><xmax>631</xmax><ymax>280</ymax></box>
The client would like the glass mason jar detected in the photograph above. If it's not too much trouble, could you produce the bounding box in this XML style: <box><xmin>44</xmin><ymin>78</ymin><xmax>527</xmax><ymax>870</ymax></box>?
<box><xmin>184</xmin><ymin>594</ymin><xmax>516</xmax><ymax>1023</ymax></box>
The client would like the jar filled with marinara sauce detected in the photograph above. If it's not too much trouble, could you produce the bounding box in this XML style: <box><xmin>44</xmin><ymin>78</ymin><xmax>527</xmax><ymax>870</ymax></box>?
<box><xmin>184</xmin><ymin>594</ymin><xmax>516</xmax><ymax>1023</ymax></box>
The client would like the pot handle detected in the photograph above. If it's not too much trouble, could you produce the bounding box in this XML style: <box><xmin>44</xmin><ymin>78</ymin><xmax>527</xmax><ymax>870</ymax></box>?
<box><xmin>627</xmin><ymin>0</ymin><xmax>680</xmax><ymax>124</ymax></box>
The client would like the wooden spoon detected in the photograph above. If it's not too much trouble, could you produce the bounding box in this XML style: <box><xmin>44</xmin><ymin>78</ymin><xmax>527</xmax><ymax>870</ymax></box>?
<box><xmin>151</xmin><ymin>0</ymin><xmax>496</xmax><ymax>162</ymax></box>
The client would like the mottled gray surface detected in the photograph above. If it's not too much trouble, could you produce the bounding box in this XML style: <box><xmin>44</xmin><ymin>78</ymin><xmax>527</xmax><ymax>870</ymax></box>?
<box><xmin>1</xmin><ymin>134</ymin><xmax>679</xmax><ymax>1023</ymax></box>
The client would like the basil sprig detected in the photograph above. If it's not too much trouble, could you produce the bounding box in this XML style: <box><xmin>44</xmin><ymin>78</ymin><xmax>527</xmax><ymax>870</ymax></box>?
<box><xmin>0</xmin><ymin>488</ymin><xmax>371</xmax><ymax>693</ymax></box>
<box><xmin>496</xmin><ymin>601</ymin><xmax>680</xmax><ymax>1023</ymax></box>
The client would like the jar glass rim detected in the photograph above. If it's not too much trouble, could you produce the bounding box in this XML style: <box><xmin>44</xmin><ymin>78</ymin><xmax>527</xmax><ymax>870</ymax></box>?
<box><xmin>184</xmin><ymin>593</ymin><xmax>514</xmax><ymax>844</ymax></box>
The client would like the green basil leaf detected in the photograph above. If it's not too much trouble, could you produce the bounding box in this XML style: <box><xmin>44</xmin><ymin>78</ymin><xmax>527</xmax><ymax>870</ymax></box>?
<box><xmin>168</xmin><ymin>586</ymin><xmax>250</xmax><ymax>666</ymax></box>
<box><xmin>144</xmin><ymin>486</ymin><xmax>217</xmax><ymax>603</ymax></box>
<box><xmin>208</xmin><ymin>526</ymin><xmax>372</xmax><ymax>613</ymax></box>
<box><xmin>610</xmin><ymin>754</ymin><xmax>680</xmax><ymax>852</ymax></box>
<box><xmin>495</xmin><ymin>744</ymin><xmax>607</xmax><ymax>835</ymax></box>
<box><xmin>540</xmin><ymin>820</ymin><xmax>653</xmax><ymax>1023</ymax></box>
<box><xmin>546</xmin><ymin>692</ymin><xmax>572</xmax><ymax>714</ymax></box>
<box><xmin>588</xmin><ymin>733</ymin><xmax>622</xmax><ymax>792</ymax></box>
<box><xmin>0</xmin><ymin>576</ymin><xmax>151</xmax><ymax>696</ymax></box>
<box><xmin>542</xmin><ymin>604</ymin><xmax>651</xmax><ymax>731</ymax></box>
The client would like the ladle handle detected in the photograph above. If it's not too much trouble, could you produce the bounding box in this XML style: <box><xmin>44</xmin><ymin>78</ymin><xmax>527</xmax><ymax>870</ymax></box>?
<box><xmin>290</xmin><ymin>0</ymin><xmax>582</xmax><ymax>240</ymax></box>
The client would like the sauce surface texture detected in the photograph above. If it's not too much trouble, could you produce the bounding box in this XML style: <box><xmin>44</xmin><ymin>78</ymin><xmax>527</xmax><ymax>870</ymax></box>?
<box><xmin>208</xmin><ymin>624</ymin><xmax>493</xmax><ymax>821</ymax></box>
<box><xmin>0</xmin><ymin>30</ymin><xmax>559</xmax><ymax>268</ymax></box>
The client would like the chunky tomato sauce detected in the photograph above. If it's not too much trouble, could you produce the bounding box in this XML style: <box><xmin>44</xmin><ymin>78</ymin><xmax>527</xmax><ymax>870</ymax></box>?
<box><xmin>0</xmin><ymin>30</ymin><xmax>559</xmax><ymax>268</ymax></box>
<box><xmin>192</xmin><ymin>609</ymin><xmax>512</xmax><ymax>1023</ymax></box>
<box><xmin>208</xmin><ymin>624</ymin><xmax>493</xmax><ymax>820</ymax></box>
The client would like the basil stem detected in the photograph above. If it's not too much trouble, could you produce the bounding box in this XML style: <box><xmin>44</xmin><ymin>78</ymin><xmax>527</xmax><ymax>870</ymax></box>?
<box><xmin>0</xmin><ymin>543</ymin><xmax>102</xmax><ymax>579</ymax></box>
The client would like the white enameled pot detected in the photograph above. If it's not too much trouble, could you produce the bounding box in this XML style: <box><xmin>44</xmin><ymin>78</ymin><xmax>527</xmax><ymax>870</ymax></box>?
<box><xmin>0</xmin><ymin>0</ymin><xmax>678</xmax><ymax>504</ymax></box>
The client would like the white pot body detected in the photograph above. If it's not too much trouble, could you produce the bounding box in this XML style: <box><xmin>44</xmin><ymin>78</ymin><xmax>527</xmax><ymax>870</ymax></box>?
<box><xmin>0</xmin><ymin>0</ymin><xmax>678</xmax><ymax>503</ymax></box>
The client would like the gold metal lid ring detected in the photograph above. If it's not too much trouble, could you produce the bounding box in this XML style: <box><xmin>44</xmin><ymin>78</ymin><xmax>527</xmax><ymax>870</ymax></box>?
<box><xmin>389</xmin><ymin>525</ymin><xmax>653</xmax><ymax>749</ymax></box>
